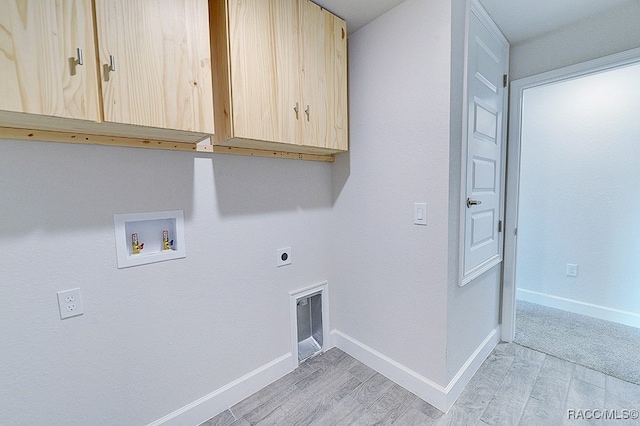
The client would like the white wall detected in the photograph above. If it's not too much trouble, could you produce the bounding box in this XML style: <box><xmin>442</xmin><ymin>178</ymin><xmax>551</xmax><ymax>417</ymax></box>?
<box><xmin>516</xmin><ymin>62</ymin><xmax>640</xmax><ymax>327</ymax></box>
<box><xmin>1</xmin><ymin>0</ymin><xmax>508</xmax><ymax>421</ymax></box>
<box><xmin>331</xmin><ymin>0</ymin><xmax>452</xmax><ymax>386</ymax></box>
<box><xmin>510</xmin><ymin>1</ymin><xmax>640</xmax><ymax>80</ymax></box>
<box><xmin>331</xmin><ymin>0</ymin><xmax>501</xmax><ymax>395</ymax></box>
<box><xmin>0</xmin><ymin>139</ymin><xmax>333</xmax><ymax>425</ymax></box>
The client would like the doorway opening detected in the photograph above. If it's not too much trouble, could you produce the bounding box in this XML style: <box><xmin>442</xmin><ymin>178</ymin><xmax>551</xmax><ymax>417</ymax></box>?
<box><xmin>502</xmin><ymin>47</ymin><xmax>640</xmax><ymax>384</ymax></box>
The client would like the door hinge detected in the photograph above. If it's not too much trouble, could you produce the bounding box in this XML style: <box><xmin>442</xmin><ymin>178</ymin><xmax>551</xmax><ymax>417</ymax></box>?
<box><xmin>498</xmin><ymin>220</ymin><xmax>502</xmax><ymax>233</ymax></box>
<box><xmin>514</xmin><ymin>227</ymin><xmax>518</xmax><ymax>236</ymax></box>
<box><xmin>503</xmin><ymin>74</ymin><xmax>508</xmax><ymax>88</ymax></box>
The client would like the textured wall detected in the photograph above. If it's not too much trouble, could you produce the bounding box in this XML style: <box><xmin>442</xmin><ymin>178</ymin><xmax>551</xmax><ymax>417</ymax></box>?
<box><xmin>0</xmin><ymin>139</ymin><xmax>333</xmax><ymax>425</ymax></box>
<box><xmin>0</xmin><ymin>0</ymin><xmax>517</xmax><ymax>422</ymax></box>
<box><xmin>510</xmin><ymin>1</ymin><xmax>640</xmax><ymax>80</ymax></box>
<box><xmin>332</xmin><ymin>0</ymin><xmax>454</xmax><ymax>387</ymax></box>
<box><xmin>516</xmin><ymin>63</ymin><xmax>640</xmax><ymax>325</ymax></box>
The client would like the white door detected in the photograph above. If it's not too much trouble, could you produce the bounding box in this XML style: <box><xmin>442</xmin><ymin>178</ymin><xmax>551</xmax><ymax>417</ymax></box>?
<box><xmin>461</xmin><ymin>1</ymin><xmax>509</xmax><ymax>286</ymax></box>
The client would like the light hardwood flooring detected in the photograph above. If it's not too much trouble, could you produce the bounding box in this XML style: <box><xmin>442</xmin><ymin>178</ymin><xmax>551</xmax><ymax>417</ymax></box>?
<box><xmin>201</xmin><ymin>343</ymin><xmax>640</xmax><ymax>425</ymax></box>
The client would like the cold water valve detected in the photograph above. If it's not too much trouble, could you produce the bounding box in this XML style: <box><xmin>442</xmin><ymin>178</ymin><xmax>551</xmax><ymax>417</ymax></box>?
<box><xmin>162</xmin><ymin>230</ymin><xmax>174</xmax><ymax>251</ymax></box>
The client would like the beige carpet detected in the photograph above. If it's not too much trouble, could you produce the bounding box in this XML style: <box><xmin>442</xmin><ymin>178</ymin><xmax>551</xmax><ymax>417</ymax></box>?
<box><xmin>515</xmin><ymin>300</ymin><xmax>640</xmax><ymax>384</ymax></box>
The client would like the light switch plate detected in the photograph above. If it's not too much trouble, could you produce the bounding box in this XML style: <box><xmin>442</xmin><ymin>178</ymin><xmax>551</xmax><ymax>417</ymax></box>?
<box><xmin>414</xmin><ymin>203</ymin><xmax>427</xmax><ymax>225</ymax></box>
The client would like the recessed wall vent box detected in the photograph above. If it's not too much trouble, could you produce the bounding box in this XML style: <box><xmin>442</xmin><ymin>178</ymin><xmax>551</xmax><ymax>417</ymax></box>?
<box><xmin>114</xmin><ymin>210</ymin><xmax>185</xmax><ymax>268</ymax></box>
<box><xmin>297</xmin><ymin>292</ymin><xmax>323</xmax><ymax>362</ymax></box>
<box><xmin>290</xmin><ymin>282</ymin><xmax>328</xmax><ymax>363</ymax></box>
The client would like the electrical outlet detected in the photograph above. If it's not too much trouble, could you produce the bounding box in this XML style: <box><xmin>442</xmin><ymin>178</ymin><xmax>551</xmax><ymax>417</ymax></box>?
<box><xmin>57</xmin><ymin>288</ymin><xmax>84</xmax><ymax>319</ymax></box>
<box><xmin>277</xmin><ymin>247</ymin><xmax>292</xmax><ymax>267</ymax></box>
<box><xmin>566</xmin><ymin>264</ymin><xmax>578</xmax><ymax>277</ymax></box>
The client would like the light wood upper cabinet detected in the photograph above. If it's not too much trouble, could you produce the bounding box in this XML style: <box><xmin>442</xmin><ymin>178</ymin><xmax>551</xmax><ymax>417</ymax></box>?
<box><xmin>0</xmin><ymin>0</ymin><xmax>344</xmax><ymax>160</ymax></box>
<box><xmin>211</xmin><ymin>0</ymin><xmax>348</xmax><ymax>155</ymax></box>
<box><xmin>0</xmin><ymin>0</ymin><xmax>100</xmax><ymax>121</ymax></box>
<box><xmin>299</xmin><ymin>0</ymin><xmax>348</xmax><ymax>151</ymax></box>
<box><xmin>225</xmin><ymin>0</ymin><xmax>299</xmax><ymax>145</ymax></box>
<box><xmin>1</xmin><ymin>0</ymin><xmax>214</xmax><ymax>149</ymax></box>
<box><xmin>94</xmin><ymin>0</ymin><xmax>214</xmax><ymax>134</ymax></box>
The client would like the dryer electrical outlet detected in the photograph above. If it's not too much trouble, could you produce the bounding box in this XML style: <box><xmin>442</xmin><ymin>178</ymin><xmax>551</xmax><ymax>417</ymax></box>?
<box><xmin>277</xmin><ymin>247</ymin><xmax>292</xmax><ymax>267</ymax></box>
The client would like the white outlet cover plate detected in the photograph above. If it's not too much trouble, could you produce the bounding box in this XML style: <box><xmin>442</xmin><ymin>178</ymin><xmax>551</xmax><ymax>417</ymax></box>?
<box><xmin>277</xmin><ymin>247</ymin><xmax>292</xmax><ymax>267</ymax></box>
<box><xmin>57</xmin><ymin>288</ymin><xmax>83</xmax><ymax>319</ymax></box>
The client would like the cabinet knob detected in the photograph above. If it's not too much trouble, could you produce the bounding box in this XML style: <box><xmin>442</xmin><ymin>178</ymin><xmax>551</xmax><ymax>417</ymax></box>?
<box><xmin>103</xmin><ymin>55</ymin><xmax>116</xmax><ymax>81</ymax></box>
<box><xmin>76</xmin><ymin>48</ymin><xmax>84</xmax><ymax>66</ymax></box>
<box><xmin>305</xmin><ymin>105</ymin><xmax>310</xmax><ymax>121</ymax></box>
<box><xmin>294</xmin><ymin>102</ymin><xmax>299</xmax><ymax>120</ymax></box>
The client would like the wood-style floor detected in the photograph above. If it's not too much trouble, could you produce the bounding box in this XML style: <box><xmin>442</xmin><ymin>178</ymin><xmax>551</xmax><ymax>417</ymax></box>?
<box><xmin>201</xmin><ymin>342</ymin><xmax>640</xmax><ymax>425</ymax></box>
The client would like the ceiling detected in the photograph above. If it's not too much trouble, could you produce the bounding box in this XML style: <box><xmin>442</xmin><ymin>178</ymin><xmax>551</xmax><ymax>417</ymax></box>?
<box><xmin>314</xmin><ymin>0</ymin><xmax>635</xmax><ymax>44</ymax></box>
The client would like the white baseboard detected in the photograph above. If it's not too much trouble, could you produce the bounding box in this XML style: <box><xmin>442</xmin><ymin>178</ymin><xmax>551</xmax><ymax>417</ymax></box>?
<box><xmin>149</xmin><ymin>326</ymin><xmax>501</xmax><ymax>424</ymax></box>
<box><xmin>517</xmin><ymin>289</ymin><xmax>640</xmax><ymax>329</ymax></box>
<box><xmin>329</xmin><ymin>327</ymin><xmax>499</xmax><ymax>413</ymax></box>
<box><xmin>147</xmin><ymin>352</ymin><xmax>296</xmax><ymax>426</ymax></box>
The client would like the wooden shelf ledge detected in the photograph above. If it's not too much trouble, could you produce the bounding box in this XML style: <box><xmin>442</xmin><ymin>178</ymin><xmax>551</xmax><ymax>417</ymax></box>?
<box><xmin>1</xmin><ymin>127</ymin><xmax>336</xmax><ymax>162</ymax></box>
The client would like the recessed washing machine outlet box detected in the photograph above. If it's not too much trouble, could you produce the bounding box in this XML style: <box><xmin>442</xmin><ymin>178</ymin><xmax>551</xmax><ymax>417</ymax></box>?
<box><xmin>114</xmin><ymin>210</ymin><xmax>185</xmax><ymax>268</ymax></box>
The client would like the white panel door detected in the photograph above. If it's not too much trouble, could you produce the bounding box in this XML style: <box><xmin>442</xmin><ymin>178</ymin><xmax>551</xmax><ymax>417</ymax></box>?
<box><xmin>461</xmin><ymin>1</ymin><xmax>509</xmax><ymax>286</ymax></box>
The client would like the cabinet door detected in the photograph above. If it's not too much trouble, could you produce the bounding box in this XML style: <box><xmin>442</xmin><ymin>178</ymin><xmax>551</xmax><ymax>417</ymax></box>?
<box><xmin>299</xmin><ymin>0</ymin><xmax>347</xmax><ymax>151</ymax></box>
<box><xmin>227</xmin><ymin>0</ymin><xmax>299</xmax><ymax>145</ymax></box>
<box><xmin>94</xmin><ymin>0</ymin><xmax>214</xmax><ymax>133</ymax></box>
<box><xmin>0</xmin><ymin>0</ymin><xmax>99</xmax><ymax>120</ymax></box>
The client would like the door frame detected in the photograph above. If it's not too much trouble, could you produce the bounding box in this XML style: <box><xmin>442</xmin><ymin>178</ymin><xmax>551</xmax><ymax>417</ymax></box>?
<box><xmin>501</xmin><ymin>46</ymin><xmax>640</xmax><ymax>342</ymax></box>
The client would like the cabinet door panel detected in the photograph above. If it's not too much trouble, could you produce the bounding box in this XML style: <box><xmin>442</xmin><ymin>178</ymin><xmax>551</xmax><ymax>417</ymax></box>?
<box><xmin>228</xmin><ymin>0</ymin><xmax>299</xmax><ymax>145</ymax></box>
<box><xmin>326</xmin><ymin>10</ymin><xmax>348</xmax><ymax>151</ymax></box>
<box><xmin>0</xmin><ymin>0</ymin><xmax>99</xmax><ymax>120</ymax></box>
<box><xmin>299</xmin><ymin>0</ymin><xmax>324</xmax><ymax>148</ymax></box>
<box><xmin>300</xmin><ymin>1</ymin><xmax>347</xmax><ymax>151</ymax></box>
<box><xmin>95</xmin><ymin>0</ymin><xmax>213</xmax><ymax>133</ymax></box>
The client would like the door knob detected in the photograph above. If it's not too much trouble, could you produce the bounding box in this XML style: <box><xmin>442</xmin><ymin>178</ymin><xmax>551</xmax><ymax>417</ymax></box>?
<box><xmin>466</xmin><ymin>198</ymin><xmax>482</xmax><ymax>208</ymax></box>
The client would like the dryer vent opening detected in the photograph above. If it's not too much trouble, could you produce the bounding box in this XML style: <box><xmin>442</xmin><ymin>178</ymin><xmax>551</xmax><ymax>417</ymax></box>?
<box><xmin>296</xmin><ymin>292</ymin><xmax>323</xmax><ymax>362</ymax></box>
